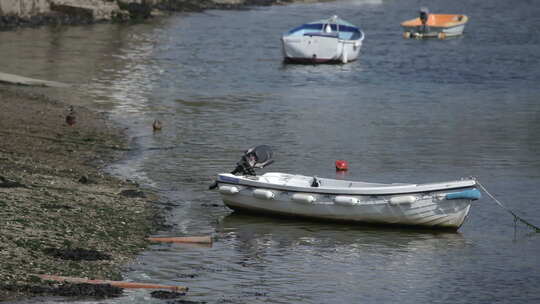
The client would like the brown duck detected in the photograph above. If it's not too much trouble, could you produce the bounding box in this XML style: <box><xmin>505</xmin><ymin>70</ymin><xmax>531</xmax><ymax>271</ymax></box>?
<box><xmin>65</xmin><ymin>106</ymin><xmax>76</xmax><ymax>126</ymax></box>
<box><xmin>152</xmin><ymin>119</ymin><xmax>162</xmax><ymax>131</ymax></box>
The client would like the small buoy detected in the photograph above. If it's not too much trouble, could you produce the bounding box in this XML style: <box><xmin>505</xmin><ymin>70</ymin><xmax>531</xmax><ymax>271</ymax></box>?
<box><xmin>438</xmin><ymin>32</ymin><xmax>447</xmax><ymax>40</ymax></box>
<box><xmin>403</xmin><ymin>31</ymin><xmax>411</xmax><ymax>39</ymax></box>
<box><xmin>335</xmin><ymin>160</ymin><xmax>348</xmax><ymax>171</ymax></box>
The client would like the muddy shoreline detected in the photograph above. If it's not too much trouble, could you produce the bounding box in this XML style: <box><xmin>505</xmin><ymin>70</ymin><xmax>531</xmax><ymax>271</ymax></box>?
<box><xmin>0</xmin><ymin>84</ymin><xmax>165</xmax><ymax>301</ymax></box>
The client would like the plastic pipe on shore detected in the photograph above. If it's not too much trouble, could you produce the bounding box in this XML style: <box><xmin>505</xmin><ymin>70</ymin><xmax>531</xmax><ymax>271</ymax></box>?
<box><xmin>0</xmin><ymin>71</ymin><xmax>70</xmax><ymax>88</ymax></box>
<box><xmin>147</xmin><ymin>235</ymin><xmax>213</xmax><ymax>244</ymax></box>
<box><xmin>35</xmin><ymin>274</ymin><xmax>188</xmax><ymax>292</ymax></box>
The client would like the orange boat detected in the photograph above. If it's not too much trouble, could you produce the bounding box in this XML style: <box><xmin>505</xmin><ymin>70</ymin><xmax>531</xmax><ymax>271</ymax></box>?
<box><xmin>401</xmin><ymin>8</ymin><xmax>468</xmax><ymax>39</ymax></box>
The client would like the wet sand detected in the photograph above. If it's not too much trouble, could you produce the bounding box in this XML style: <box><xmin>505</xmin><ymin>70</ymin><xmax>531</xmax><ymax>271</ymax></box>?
<box><xmin>0</xmin><ymin>84</ymin><xmax>161</xmax><ymax>301</ymax></box>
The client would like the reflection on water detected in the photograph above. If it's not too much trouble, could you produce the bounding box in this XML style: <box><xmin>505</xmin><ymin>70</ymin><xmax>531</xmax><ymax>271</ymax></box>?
<box><xmin>86</xmin><ymin>32</ymin><xmax>160</xmax><ymax>116</ymax></box>
<box><xmin>0</xmin><ymin>20</ymin><xmax>167</xmax><ymax>117</ymax></box>
<box><xmin>218</xmin><ymin>213</ymin><xmax>467</xmax><ymax>252</ymax></box>
<box><xmin>121</xmin><ymin>213</ymin><xmax>470</xmax><ymax>304</ymax></box>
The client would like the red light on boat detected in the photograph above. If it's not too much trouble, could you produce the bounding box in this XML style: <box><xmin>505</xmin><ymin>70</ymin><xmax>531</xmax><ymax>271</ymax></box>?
<box><xmin>335</xmin><ymin>160</ymin><xmax>348</xmax><ymax>171</ymax></box>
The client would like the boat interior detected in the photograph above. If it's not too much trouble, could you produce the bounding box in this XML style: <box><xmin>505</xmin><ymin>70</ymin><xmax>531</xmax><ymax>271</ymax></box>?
<box><xmin>401</xmin><ymin>14</ymin><xmax>468</xmax><ymax>27</ymax></box>
<box><xmin>257</xmin><ymin>172</ymin><xmax>410</xmax><ymax>190</ymax></box>
<box><xmin>286</xmin><ymin>23</ymin><xmax>362</xmax><ymax>40</ymax></box>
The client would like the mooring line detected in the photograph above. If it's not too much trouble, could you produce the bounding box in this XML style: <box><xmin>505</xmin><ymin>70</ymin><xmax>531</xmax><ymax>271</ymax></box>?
<box><xmin>477</xmin><ymin>181</ymin><xmax>540</xmax><ymax>232</ymax></box>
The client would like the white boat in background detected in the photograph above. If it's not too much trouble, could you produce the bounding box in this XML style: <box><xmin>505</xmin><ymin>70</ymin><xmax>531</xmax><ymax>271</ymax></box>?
<box><xmin>210</xmin><ymin>146</ymin><xmax>481</xmax><ymax>230</ymax></box>
<box><xmin>281</xmin><ymin>15</ymin><xmax>365</xmax><ymax>64</ymax></box>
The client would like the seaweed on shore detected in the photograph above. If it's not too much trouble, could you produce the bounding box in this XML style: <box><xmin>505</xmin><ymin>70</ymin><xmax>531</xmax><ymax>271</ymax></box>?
<box><xmin>151</xmin><ymin>290</ymin><xmax>186</xmax><ymax>299</ymax></box>
<box><xmin>1</xmin><ymin>282</ymin><xmax>123</xmax><ymax>299</ymax></box>
<box><xmin>43</xmin><ymin>248</ymin><xmax>112</xmax><ymax>261</ymax></box>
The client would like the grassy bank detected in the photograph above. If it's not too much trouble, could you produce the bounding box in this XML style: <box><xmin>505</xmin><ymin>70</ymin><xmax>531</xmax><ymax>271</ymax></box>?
<box><xmin>0</xmin><ymin>85</ymin><xmax>161</xmax><ymax>301</ymax></box>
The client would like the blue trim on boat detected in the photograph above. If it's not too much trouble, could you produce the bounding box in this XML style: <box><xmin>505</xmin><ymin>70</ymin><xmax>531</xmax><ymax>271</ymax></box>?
<box><xmin>218</xmin><ymin>180</ymin><xmax>476</xmax><ymax>196</ymax></box>
<box><xmin>304</xmin><ymin>32</ymin><xmax>339</xmax><ymax>38</ymax></box>
<box><xmin>445</xmin><ymin>189</ymin><xmax>481</xmax><ymax>200</ymax></box>
<box><xmin>219</xmin><ymin>175</ymin><xmax>240</xmax><ymax>184</ymax></box>
<box><xmin>286</xmin><ymin>23</ymin><xmax>361</xmax><ymax>35</ymax></box>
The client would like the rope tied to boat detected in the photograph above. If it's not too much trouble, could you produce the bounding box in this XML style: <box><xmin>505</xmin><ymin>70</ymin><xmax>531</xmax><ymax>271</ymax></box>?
<box><xmin>477</xmin><ymin>181</ymin><xmax>540</xmax><ymax>233</ymax></box>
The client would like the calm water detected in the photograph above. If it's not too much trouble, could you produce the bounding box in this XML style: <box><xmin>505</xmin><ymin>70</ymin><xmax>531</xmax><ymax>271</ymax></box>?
<box><xmin>1</xmin><ymin>0</ymin><xmax>539</xmax><ymax>303</ymax></box>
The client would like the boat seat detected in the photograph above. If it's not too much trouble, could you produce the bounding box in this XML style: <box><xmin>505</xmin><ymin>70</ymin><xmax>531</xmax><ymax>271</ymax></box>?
<box><xmin>304</xmin><ymin>32</ymin><xmax>338</xmax><ymax>38</ymax></box>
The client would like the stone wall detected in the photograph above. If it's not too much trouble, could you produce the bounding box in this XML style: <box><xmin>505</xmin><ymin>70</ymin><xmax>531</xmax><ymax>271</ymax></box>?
<box><xmin>0</xmin><ymin>0</ymin><xmax>142</xmax><ymax>27</ymax></box>
<box><xmin>0</xmin><ymin>0</ymin><xmax>51</xmax><ymax>17</ymax></box>
<box><xmin>50</xmin><ymin>0</ymin><xmax>127</xmax><ymax>21</ymax></box>
<box><xmin>0</xmin><ymin>0</ymin><xmax>315</xmax><ymax>29</ymax></box>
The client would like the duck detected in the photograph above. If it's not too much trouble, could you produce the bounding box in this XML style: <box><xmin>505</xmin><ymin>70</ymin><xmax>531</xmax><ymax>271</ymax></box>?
<box><xmin>152</xmin><ymin>119</ymin><xmax>162</xmax><ymax>131</ymax></box>
<box><xmin>65</xmin><ymin>106</ymin><xmax>76</xmax><ymax>126</ymax></box>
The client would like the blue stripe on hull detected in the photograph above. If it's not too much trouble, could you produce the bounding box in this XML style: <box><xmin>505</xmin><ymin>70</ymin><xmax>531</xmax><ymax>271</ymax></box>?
<box><xmin>445</xmin><ymin>189</ymin><xmax>481</xmax><ymax>200</ymax></box>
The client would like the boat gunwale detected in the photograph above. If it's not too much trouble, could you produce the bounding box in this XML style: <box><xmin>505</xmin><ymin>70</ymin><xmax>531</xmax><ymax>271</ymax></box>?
<box><xmin>282</xmin><ymin>17</ymin><xmax>364</xmax><ymax>42</ymax></box>
<box><xmin>400</xmin><ymin>14</ymin><xmax>468</xmax><ymax>29</ymax></box>
<box><xmin>216</xmin><ymin>174</ymin><xmax>477</xmax><ymax>196</ymax></box>
<box><xmin>401</xmin><ymin>23</ymin><xmax>465</xmax><ymax>32</ymax></box>
<box><xmin>282</xmin><ymin>33</ymin><xmax>365</xmax><ymax>43</ymax></box>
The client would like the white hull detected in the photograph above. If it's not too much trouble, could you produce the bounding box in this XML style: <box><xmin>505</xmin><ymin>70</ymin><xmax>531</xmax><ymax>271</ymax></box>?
<box><xmin>215</xmin><ymin>173</ymin><xmax>480</xmax><ymax>230</ymax></box>
<box><xmin>441</xmin><ymin>24</ymin><xmax>466</xmax><ymax>36</ymax></box>
<box><xmin>281</xmin><ymin>15</ymin><xmax>364</xmax><ymax>64</ymax></box>
<box><xmin>403</xmin><ymin>24</ymin><xmax>466</xmax><ymax>38</ymax></box>
<box><xmin>281</xmin><ymin>35</ymin><xmax>362</xmax><ymax>63</ymax></box>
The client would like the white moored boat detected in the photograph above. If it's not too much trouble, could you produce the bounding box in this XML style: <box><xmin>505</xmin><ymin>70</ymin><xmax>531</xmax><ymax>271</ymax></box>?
<box><xmin>210</xmin><ymin>146</ymin><xmax>481</xmax><ymax>230</ymax></box>
<box><xmin>281</xmin><ymin>15</ymin><xmax>365</xmax><ymax>64</ymax></box>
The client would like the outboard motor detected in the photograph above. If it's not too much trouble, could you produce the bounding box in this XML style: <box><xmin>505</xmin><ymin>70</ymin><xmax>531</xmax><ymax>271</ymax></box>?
<box><xmin>419</xmin><ymin>7</ymin><xmax>429</xmax><ymax>24</ymax></box>
<box><xmin>419</xmin><ymin>7</ymin><xmax>430</xmax><ymax>32</ymax></box>
<box><xmin>231</xmin><ymin>145</ymin><xmax>274</xmax><ymax>176</ymax></box>
<box><xmin>209</xmin><ymin>145</ymin><xmax>274</xmax><ymax>190</ymax></box>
